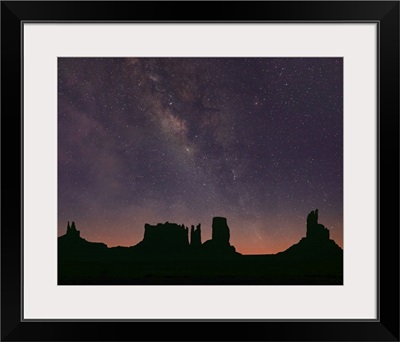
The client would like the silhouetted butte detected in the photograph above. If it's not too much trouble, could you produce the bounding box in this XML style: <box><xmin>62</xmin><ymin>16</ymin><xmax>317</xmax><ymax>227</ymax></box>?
<box><xmin>202</xmin><ymin>217</ymin><xmax>239</xmax><ymax>256</ymax></box>
<box><xmin>278</xmin><ymin>209</ymin><xmax>343</xmax><ymax>259</ymax></box>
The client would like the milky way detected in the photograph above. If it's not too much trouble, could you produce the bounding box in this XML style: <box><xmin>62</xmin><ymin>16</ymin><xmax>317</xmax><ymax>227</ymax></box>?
<box><xmin>58</xmin><ymin>57</ymin><xmax>343</xmax><ymax>254</ymax></box>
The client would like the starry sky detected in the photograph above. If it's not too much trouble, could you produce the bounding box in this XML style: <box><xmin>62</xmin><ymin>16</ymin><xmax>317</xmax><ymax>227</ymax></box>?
<box><xmin>58</xmin><ymin>57</ymin><xmax>343</xmax><ymax>254</ymax></box>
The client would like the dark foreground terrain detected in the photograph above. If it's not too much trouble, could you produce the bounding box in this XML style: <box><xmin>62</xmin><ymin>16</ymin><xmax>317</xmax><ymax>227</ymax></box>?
<box><xmin>58</xmin><ymin>250</ymin><xmax>343</xmax><ymax>285</ymax></box>
<box><xmin>58</xmin><ymin>254</ymin><xmax>342</xmax><ymax>285</ymax></box>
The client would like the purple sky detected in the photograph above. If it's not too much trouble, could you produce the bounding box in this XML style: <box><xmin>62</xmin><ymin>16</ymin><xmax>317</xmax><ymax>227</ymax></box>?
<box><xmin>58</xmin><ymin>57</ymin><xmax>343</xmax><ymax>254</ymax></box>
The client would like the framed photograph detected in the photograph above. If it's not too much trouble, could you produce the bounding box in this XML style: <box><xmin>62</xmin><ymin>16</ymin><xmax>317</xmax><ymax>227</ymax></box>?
<box><xmin>1</xmin><ymin>1</ymin><xmax>399</xmax><ymax>341</ymax></box>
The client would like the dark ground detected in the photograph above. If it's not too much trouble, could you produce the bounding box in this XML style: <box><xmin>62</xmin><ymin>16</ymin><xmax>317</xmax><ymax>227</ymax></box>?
<box><xmin>58</xmin><ymin>254</ymin><xmax>343</xmax><ymax>285</ymax></box>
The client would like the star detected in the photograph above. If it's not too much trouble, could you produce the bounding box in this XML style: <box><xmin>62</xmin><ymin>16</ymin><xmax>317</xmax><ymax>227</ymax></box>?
<box><xmin>58</xmin><ymin>57</ymin><xmax>343</xmax><ymax>254</ymax></box>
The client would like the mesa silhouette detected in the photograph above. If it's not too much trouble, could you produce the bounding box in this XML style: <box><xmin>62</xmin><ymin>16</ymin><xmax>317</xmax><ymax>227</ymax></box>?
<box><xmin>58</xmin><ymin>210</ymin><xmax>343</xmax><ymax>285</ymax></box>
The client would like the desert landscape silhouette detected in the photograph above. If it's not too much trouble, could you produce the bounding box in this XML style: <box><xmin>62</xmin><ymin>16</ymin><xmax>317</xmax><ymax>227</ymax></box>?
<box><xmin>58</xmin><ymin>209</ymin><xmax>343</xmax><ymax>285</ymax></box>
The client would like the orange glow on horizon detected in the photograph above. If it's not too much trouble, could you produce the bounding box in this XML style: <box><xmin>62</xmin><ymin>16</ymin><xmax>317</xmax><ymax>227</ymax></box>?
<box><xmin>57</xmin><ymin>215</ymin><xmax>343</xmax><ymax>255</ymax></box>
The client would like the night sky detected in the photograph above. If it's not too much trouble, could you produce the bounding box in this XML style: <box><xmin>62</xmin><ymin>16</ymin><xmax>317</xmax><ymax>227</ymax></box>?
<box><xmin>58</xmin><ymin>57</ymin><xmax>343</xmax><ymax>254</ymax></box>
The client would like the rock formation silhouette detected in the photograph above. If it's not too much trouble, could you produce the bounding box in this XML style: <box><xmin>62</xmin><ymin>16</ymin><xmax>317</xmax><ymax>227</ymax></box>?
<box><xmin>278</xmin><ymin>209</ymin><xmax>342</xmax><ymax>259</ymax></box>
<box><xmin>306</xmin><ymin>209</ymin><xmax>330</xmax><ymax>240</ymax></box>
<box><xmin>202</xmin><ymin>217</ymin><xmax>239</xmax><ymax>256</ymax></box>
<box><xmin>190</xmin><ymin>223</ymin><xmax>202</xmax><ymax>248</ymax></box>
<box><xmin>134</xmin><ymin>222</ymin><xmax>190</xmax><ymax>255</ymax></box>
<box><xmin>144</xmin><ymin>222</ymin><xmax>189</xmax><ymax>246</ymax></box>
<box><xmin>130</xmin><ymin>217</ymin><xmax>239</xmax><ymax>257</ymax></box>
<box><xmin>59</xmin><ymin>212</ymin><xmax>341</xmax><ymax>261</ymax></box>
<box><xmin>212</xmin><ymin>217</ymin><xmax>230</xmax><ymax>243</ymax></box>
<box><xmin>58</xmin><ymin>221</ymin><xmax>107</xmax><ymax>260</ymax></box>
<box><xmin>66</xmin><ymin>221</ymin><xmax>80</xmax><ymax>239</ymax></box>
<box><xmin>58</xmin><ymin>211</ymin><xmax>343</xmax><ymax>285</ymax></box>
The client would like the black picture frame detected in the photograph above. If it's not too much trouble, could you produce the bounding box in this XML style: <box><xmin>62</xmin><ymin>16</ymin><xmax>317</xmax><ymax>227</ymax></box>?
<box><xmin>1</xmin><ymin>1</ymin><xmax>399</xmax><ymax>341</ymax></box>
